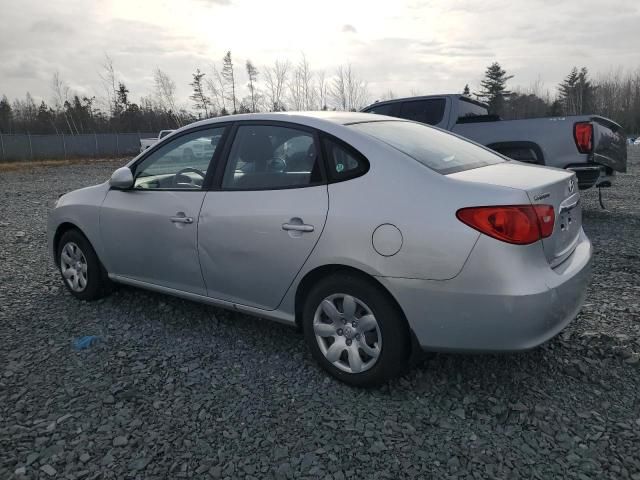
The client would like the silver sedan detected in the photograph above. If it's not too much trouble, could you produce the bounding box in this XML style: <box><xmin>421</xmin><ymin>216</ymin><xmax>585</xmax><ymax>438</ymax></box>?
<box><xmin>48</xmin><ymin>112</ymin><xmax>592</xmax><ymax>386</ymax></box>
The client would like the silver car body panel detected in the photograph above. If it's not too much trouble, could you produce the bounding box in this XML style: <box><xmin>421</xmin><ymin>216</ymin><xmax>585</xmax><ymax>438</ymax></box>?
<box><xmin>198</xmin><ymin>186</ymin><xmax>329</xmax><ymax>310</ymax></box>
<box><xmin>379</xmin><ymin>228</ymin><xmax>592</xmax><ymax>351</ymax></box>
<box><xmin>48</xmin><ymin>111</ymin><xmax>593</xmax><ymax>351</ymax></box>
<box><xmin>100</xmin><ymin>190</ymin><xmax>208</xmax><ymax>295</ymax></box>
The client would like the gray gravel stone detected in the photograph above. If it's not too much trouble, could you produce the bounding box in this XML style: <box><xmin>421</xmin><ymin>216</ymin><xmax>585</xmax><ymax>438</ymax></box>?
<box><xmin>40</xmin><ymin>464</ymin><xmax>57</xmax><ymax>476</ymax></box>
<box><xmin>1</xmin><ymin>152</ymin><xmax>639</xmax><ymax>479</ymax></box>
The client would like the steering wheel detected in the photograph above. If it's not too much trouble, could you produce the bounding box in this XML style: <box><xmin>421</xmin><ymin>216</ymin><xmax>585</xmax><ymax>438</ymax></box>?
<box><xmin>173</xmin><ymin>167</ymin><xmax>206</xmax><ymax>187</ymax></box>
<box><xmin>267</xmin><ymin>157</ymin><xmax>287</xmax><ymax>173</ymax></box>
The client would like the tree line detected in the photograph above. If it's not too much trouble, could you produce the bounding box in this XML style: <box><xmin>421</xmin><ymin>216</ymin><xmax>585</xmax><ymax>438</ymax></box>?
<box><xmin>1</xmin><ymin>54</ymin><xmax>639</xmax><ymax>135</ymax></box>
<box><xmin>469</xmin><ymin>62</ymin><xmax>640</xmax><ymax>134</ymax></box>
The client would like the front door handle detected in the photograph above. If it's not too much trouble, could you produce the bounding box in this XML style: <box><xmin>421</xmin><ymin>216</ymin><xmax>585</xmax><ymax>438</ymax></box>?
<box><xmin>282</xmin><ymin>223</ymin><xmax>314</xmax><ymax>232</ymax></box>
<box><xmin>170</xmin><ymin>215</ymin><xmax>194</xmax><ymax>224</ymax></box>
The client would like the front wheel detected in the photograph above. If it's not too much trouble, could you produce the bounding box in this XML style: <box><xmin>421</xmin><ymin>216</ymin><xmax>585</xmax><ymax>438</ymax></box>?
<box><xmin>57</xmin><ymin>229</ymin><xmax>112</xmax><ymax>301</ymax></box>
<box><xmin>302</xmin><ymin>274</ymin><xmax>410</xmax><ymax>387</ymax></box>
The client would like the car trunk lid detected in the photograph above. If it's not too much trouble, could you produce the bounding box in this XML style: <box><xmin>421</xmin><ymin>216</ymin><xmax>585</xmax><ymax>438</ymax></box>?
<box><xmin>449</xmin><ymin>163</ymin><xmax>581</xmax><ymax>266</ymax></box>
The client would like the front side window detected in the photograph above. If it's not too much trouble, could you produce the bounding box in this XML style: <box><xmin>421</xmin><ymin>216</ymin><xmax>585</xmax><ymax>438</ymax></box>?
<box><xmin>350</xmin><ymin>120</ymin><xmax>505</xmax><ymax>174</ymax></box>
<box><xmin>398</xmin><ymin>98</ymin><xmax>446</xmax><ymax>125</ymax></box>
<box><xmin>134</xmin><ymin>127</ymin><xmax>225</xmax><ymax>190</ymax></box>
<box><xmin>222</xmin><ymin>125</ymin><xmax>322</xmax><ymax>189</ymax></box>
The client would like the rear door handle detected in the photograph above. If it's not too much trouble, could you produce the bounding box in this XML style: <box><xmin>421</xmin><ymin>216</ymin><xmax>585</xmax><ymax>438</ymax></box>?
<box><xmin>282</xmin><ymin>223</ymin><xmax>314</xmax><ymax>232</ymax></box>
<box><xmin>170</xmin><ymin>215</ymin><xmax>194</xmax><ymax>224</ymax></box>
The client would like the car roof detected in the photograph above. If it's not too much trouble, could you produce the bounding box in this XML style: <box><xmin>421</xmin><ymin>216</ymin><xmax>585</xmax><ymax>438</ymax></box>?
<box><xmin>185</xmin><ymin>111</ymin><xmax>388</xmax><ymax>132</ymax></box>
<box><xmin>361</xmin><ymin>94</ymin><xmax>489</xmax><ymax>110</ymax></box>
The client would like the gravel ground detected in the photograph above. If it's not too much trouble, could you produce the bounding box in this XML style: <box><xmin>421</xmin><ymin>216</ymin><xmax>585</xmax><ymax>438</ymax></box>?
<box><xmin>1</xmin><ymin>150</ymin><xmax>639</xmax><ymax>480</ymax></box>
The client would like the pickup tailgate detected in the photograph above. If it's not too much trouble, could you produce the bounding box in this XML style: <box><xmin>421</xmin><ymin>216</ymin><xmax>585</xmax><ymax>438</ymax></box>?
<box><xmin>592</xmin><ymin>116</ymin><xmax>627</xmax><ymax>173</ymax></box>
<box><xmin>450</xmin><ymin>163</ymin><xmax>581</xmax><ymax>267</ymax></box>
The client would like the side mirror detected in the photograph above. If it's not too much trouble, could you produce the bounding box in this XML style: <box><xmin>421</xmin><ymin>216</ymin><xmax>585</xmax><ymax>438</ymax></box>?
<box><xmin>109</xmin><ymin>167</ymin><xmax>134</xmax><ymax>189</ymax></box>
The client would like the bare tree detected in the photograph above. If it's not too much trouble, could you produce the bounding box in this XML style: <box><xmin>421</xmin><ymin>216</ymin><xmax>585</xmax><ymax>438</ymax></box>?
<box><xmin>206</xmin><ymin>65</ymin><xmax>228</xmax><ymax>114</ymax></box>
<box><xmin>153</xmin><ymin>68</ymin><xmax>181</xmax><ymax>126</ymax></box>
<box><xmin>51</xmin><ymin>72</ymin><xmax>76</xmax><ymax>134</ymax></box>
<box><xmin>222</xmin><ymin>51</ymin><xmax>237</xmax><ymax>113</ymax></box>
<box><xmin>330</xmin><ymin>64</ymin><xmax>369</xmax><ymax>111</ymax></box>
<box><xmin>98</xmin><ymin>54</ymin><xmax>118</xmax><ymax>116</ymax></box>
<box><xmin>380</xmin><ymin>89</ymin><xmax>396</xmax><ymax>101</ymax></box>
<box><xmin>263</xmin><ymin>60</ymin><xmax>290</xmax><ymax>111</ymax></box>
<box><xmin>246</xmin><ymin>60</ymin><xmax>259</xmax><ymax>113</ymax></box>
<box><xmin>288</xmin><ymin>54</ymin><xmax>314</xmax><ymax>110</ymax></box>
<box><xmin>316</xmin><ymin>70</ymin><xmax>328</xmax><ymax>110</ymax></box>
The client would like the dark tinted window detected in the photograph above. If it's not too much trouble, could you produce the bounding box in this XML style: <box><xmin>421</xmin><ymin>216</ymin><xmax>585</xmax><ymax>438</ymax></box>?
<box><xmin>350</xmin><ymin>121</ymin><xmax>505</xmax><ymax>175</ymax></box>
<box><xmin>323</xmin><ymin>137</ymin><xmax>369</xmax><ymax>181</ymax></box>
<box><xmin>457</xmin><ymin>97</ymin><xmax>488</xmax><ymax>119</ymax></box>
<box><xmin>398</xmin><ymin>98</ymin><xmax>446</xmax><ymax>125</ymax></box>
<box><xmin>222</xmin><ymin>125</ymin><xmax>322</xmax><ymax>189</ymax></box>
<box><xmin>365</xmin><ymin>103</ymin><xmax>394</xmax><ymax>116</ymax></box>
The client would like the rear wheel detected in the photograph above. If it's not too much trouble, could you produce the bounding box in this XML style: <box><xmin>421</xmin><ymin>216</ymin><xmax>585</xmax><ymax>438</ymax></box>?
<box><xmin>302</xmin><ymin>274</ymin><xmax>409</xmax><ymax>387</ymax></box>
<box><xmin>57</xmin><ymin>229</ymin><xmax>112</xmax><ymax>301</ymax></box>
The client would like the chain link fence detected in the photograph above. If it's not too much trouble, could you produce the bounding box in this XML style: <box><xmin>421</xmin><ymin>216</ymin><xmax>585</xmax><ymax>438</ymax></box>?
<box><xmin>0</xmin><ymin>133</ymin><xmax>156</xmax><ymax>162</ymax></box>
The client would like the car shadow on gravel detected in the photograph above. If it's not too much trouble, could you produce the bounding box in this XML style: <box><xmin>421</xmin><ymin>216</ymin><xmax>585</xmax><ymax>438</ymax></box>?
<box><xmin>109</xmin><ymin>283</ymin><xmax>569</xmax><ymax>397</ymax></box>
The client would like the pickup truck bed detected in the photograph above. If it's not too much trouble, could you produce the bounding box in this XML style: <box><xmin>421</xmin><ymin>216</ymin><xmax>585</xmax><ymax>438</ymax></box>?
<box><xmin>362</xmin><ymin>95</ymin><xmax>627</xmax><ymax>190</ymax></box>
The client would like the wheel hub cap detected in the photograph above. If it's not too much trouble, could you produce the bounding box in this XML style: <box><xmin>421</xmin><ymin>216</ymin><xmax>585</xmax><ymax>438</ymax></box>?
<box><xmin>312</xmin><ymin>293</ymin><xmax>382</xmax><ymax>374</ymax></box>
<box><xmin>60</xmin><ymin>242</ymin><xmax>88</xmax><ymax>292</ymax></box>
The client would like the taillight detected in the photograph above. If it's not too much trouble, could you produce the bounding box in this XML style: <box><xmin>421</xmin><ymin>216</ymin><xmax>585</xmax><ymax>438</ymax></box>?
<box><xmin>456</xmin><ymin>205</ymin><xmax>555</xmax><ymax>245</ymax></box>
<box><xmin>574</xmin><ymin>122</ymin><xmax>593</xmax><ymax>153</ymax></box>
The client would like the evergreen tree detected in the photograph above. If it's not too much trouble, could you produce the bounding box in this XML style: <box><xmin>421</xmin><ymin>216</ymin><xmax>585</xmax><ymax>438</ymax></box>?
<box><xmin>475</xmin><ymin>62</ymin><xmax>513</xmax><ymax>115</ymax></box>
<box><xmin>189</xmin><ymin>69</ymin><xmax>211</xmax><ymax>118</ymax></box>
<box><xmin>463</xmin><ymin>84</ymin><xmax>470</xmax><ymax>96</ymax></box>
<box><xmin>558</xmin><ymin>67</ymin><xmax>579</xmax><ymax>115</ymax></box>
<box><xmin>116</xmin><ymin>83</ymin><xmax>130</xmax><ymax>109</ymax></box>
<box><xmin>559</xmin><ymin>67</ymin><xmax>594</xmax><ymax>115</ymax></box>
<box><xmin>222</xmin><ymin>51</ymin><xmax>237</xmax><ymax>113</ymax></box>
<box><xmin>0</xmin><ymin>95</ymin><xmax>13</xmax><ymax>133</ymax></box>
<box><xmin>35</xmin><ymin>101</ymin><xmax>55</xmax><ymax>133</ymax></box>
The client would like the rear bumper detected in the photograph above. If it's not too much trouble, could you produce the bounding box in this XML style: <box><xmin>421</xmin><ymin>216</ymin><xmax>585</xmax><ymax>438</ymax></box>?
<box><xmin>378</xmin><ymin>229</ymin><xmax>592</xmax><ymax>352</ymax></box>
<box><xmin>566</xmin><ymin>164</ymin><xmax>615</xmax><ymax>189</ymax></box>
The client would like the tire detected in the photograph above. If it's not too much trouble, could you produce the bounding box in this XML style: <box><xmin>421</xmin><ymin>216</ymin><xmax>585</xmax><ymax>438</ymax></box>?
<box><xmin>57</xmin><ymin>229</ymin><xmax>112</xmax><ymax>301</ymax></box>
<box><xmin>302</xmin><ymin>273</ymin><xmax>410</xmax><ymax>387</ymax></box>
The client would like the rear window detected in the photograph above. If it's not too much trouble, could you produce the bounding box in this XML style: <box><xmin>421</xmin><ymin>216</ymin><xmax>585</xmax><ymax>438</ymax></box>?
<box><xmin>349</xmin><ymin>120</ymin><xmax>506</xmax><ymax>174</ymax></box>
<box><xmin>398</xmin><ymin>98</ymin><xmax>446</xmax><ymax>125</ymax></box>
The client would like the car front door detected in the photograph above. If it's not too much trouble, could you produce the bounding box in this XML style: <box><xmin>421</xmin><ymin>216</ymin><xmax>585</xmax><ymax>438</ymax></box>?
<box><xmin>198</xmin><ymin>123</ymin><xmax>328</xmax><ymax>310</ymax></box>
<box><xmin>100</xmin><ymin>126</ymin><xmax>228</xmax><ymax>295</ymax></box>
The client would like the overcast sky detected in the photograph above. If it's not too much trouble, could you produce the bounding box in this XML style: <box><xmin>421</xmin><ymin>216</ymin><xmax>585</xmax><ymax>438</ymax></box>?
<box><xmin>1</xmin><ymin>0</ymin><xmax>639</xmax><ymax>109</ymax></box>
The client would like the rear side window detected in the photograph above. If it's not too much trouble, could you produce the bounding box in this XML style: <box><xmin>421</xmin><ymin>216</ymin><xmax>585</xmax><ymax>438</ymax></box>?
<box><xmin>322</xmin><ymin>137</ymin><xmax>369</xmax><ymax>182</ymax></box>
<box><xmin>350</xmin><ymin>120</ymin><xmax>505</xmax><ymax>175</ymax></box>
<box><xmin>398</xmin><ymin>99</ymin><xmax>446</xmax><ymax>125</ymax></box>
<box><xmin>365</xmin><ymin>103</ymin><xmax>395</xmax><ymax>116</ymax></box>
<box><xmin>222</xmin><ymin>124</ymin><xmax>322</xmax><ymax>190</ymax></box>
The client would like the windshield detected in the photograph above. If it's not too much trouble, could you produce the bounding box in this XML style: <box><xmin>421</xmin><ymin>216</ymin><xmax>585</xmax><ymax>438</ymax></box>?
<box><xmin>350</xmin><ymin>120</ymin><xmax>506</xmax><ymax>174</ymax></box>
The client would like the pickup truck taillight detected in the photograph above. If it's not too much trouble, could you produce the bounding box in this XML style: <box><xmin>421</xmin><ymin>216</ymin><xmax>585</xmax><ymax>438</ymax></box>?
<box><xmin>574</xmin><ymin>122</ymin><xmax>593</xmax><ymax>154</ymax></box>
<box><xmin>456</xmin><ymin>205</ymin><xmax>555</xmax><ymax>245</ymax></box>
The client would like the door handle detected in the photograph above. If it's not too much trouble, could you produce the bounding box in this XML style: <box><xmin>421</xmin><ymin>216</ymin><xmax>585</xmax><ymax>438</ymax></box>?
<box><xmin>170</xmin><ymin>216</ymin><xmax>194</xmax><ymax>224</ymax></box>
<box><xmin>282</xmin><ymin>223</ymin><xmax>314</xmax><ymax>232</ymax></box>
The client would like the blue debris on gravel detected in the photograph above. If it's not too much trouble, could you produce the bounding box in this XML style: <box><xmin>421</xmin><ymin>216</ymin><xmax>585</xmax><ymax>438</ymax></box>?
<box><xmin>73</xmin><ymin>335</ymin><xmax>101</xmax><ymax>350</ymax></box>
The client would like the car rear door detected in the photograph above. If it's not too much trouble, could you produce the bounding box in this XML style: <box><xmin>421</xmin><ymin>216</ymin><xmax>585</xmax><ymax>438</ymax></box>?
<box><xmin>100</xmin><ymin>126</ymin><xmax>228</xmax><ymax>295</ymax></box>
<box><xmin>198</xmin><ymin>122</ymin><xmax>328</xmax><ymax>310</ymax></box>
